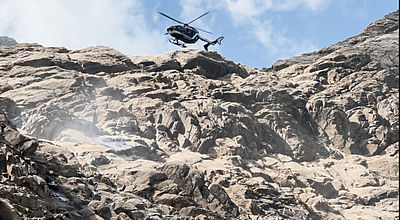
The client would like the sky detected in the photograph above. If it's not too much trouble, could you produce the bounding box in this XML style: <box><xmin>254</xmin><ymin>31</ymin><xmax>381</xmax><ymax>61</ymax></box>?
<box><xmin>0</xmin><ymin>0</ymin><xmax>398</xmax><ymax>69</ymax></box>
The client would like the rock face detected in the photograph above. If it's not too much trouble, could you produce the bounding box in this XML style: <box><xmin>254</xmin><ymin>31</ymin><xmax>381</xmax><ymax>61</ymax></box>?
<box><xmin>0</xmin><ymin>10</ymin><xmax>398</xmax><ymax>220</ymax></box>
<box><xmin>0</xmin><ymin>36</ymin><xmax>17</xmax><ymax>47</ymax></box>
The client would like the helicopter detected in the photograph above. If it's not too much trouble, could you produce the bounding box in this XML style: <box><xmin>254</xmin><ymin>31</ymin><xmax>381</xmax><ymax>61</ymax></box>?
<box><xmin>158</xmin><ymin>11</ymin><xmax>223</xmax><ymax>51</ymax></box>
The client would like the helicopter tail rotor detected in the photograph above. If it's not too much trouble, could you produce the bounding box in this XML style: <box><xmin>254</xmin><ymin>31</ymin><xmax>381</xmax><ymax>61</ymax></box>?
<box><xmin>203</xmin><ymin>36</ymin><xmax>224</xmax><ymax>51</ymax></box>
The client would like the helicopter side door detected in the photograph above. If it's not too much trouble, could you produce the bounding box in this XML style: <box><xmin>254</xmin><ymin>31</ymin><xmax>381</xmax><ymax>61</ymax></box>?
<box><xmin>182</xmin><ymin>28</ymin><xmax>199</xmax><ymax>43</ymax></box>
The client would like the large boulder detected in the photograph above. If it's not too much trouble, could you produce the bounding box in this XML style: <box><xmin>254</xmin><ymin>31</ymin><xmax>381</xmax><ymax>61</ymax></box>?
<box><xmin>69</xmin><ymin>46</ymin><xmax>137</xmax><ymax>74</ymax></box>
<box><xmin>130</xmin><ymin>49</ymin><xmax>249</xmax><ymax>79</ymax></box>
<box><xmin>0</xmin><ymin>97</ymin><xmax>20</xmax><ymax>119</ymax></box>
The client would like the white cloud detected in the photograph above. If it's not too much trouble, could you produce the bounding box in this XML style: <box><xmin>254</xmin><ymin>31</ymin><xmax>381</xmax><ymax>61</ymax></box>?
<box><xmin>0</xmin><ymin>0</ymin><xmax>171</xmax><ymax>55</ymax></box>
<box><xmin>301</xmin><ymin>0</ymin><xmax>331</xmax><ymax>11</ymax></box>
<box><xmin>222</xmin><ymin>0</ymin><xmax>330</xmax><ymax>14</ymax></box>
<box><xmin>179</xmin><ymin>0</ymin><xmax>329</xmax><ymax>58</ymax></box>
<box><xmin>224</xmin><ymin>0</ymin><xmax>273</xmax><ymax>21</ymax></box>
<box><xmin>246</xmin><ymin>17</ymin><xmax>318</xmax><ymax>58</ymax></box>
<box><xmin>0</xmin><ymin>0</ymin><xmax>330</xmax><ymax>58</ymax></box>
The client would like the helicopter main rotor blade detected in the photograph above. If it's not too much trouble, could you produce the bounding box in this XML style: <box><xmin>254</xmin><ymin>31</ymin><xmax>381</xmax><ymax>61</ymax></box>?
<box><xmin>158</xmin><ymin>12</ymin><xmax>185</xmax><ymax>25</ymax></box>
<box><xmin>194</xmin><ymin>27</ymin><xmax>213</xmax><ymax>35</ymax></box>
<box><xmin>187</xmin><ymin>11</ymin><xmax>210</xmax><ymax>25</ymax></box>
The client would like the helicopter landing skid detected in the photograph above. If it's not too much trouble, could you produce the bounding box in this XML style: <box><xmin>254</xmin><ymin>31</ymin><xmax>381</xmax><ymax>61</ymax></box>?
<box><xmin>169</xmin><ymin>38</ymin><xmax>186</xmax><ymax>48</ymax></box>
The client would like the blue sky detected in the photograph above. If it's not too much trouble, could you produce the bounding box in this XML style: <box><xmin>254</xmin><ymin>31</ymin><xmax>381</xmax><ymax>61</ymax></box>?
<box><xmin>0</xmin><ymin>0</ymin><xmax>398</xmax><ymax>68</ymax></box>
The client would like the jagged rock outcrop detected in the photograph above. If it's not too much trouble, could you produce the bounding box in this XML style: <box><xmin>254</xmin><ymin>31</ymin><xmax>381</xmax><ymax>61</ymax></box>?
<box><xmin>269</xmin><ymin>10</ymin><xmax>399</xmax><ymax>157</ymax></box>
<box><xmin>0</xmin><ymin>36</ymin><xmax>17</xmax><ymax>47</ymax></box>
<box><xmin>0</xmin><ymin>10</ymin><xmax>398</xmax><ymax>220</ymax></box>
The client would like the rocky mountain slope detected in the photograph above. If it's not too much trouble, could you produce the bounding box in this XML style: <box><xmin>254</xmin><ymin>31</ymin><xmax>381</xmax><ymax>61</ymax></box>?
<box><xmin>0</xmin><ymin>10</ymin><xmax>398</xmax><ymax>220</ymax></box>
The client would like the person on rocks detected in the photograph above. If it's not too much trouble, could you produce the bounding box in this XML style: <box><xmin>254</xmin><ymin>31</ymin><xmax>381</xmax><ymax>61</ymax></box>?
<box><xmin>168</xmin><ymin>138</ymin><xmax>178</xmax><ymax>151</ymax></box>
<box><xmin>0</xmin><ymin>123</ymin><xmax>8</xmax><ymax>146</ymax></box>
<box><xmin>0</xmin><ymin>123</ymin><xmax>5</xmax><ymax>138</ymax></box>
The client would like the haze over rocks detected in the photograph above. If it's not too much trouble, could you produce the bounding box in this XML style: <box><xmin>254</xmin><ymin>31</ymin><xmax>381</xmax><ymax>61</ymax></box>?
<box><xmin>0</xmin><ymin>10</ymin><xmax>398</xmax><ymax>220</ymax></box>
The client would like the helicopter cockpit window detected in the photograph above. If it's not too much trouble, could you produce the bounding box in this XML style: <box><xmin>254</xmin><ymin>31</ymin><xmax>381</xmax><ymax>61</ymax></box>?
<box><xmin>176</xmin><ymin>26</ymin><xmax>183</xmax><ymax>32</ymax></box>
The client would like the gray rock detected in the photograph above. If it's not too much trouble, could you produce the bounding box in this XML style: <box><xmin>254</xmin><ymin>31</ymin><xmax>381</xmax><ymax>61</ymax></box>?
<box><xmin>0</xmin><ymin>36</ymin><xmax>17</xmax><ymax>46</ymax></box>
<box><xmin>0</xmin><ymin>199</ymin><xmax>21</xmax><ymax>220</ymax></box>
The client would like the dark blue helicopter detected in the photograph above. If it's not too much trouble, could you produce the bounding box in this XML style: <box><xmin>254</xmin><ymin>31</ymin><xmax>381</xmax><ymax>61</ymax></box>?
<box><xmin>159</xmin><ymin>11</ymin><xmax>223</xmax><ymax>51</ymax></box>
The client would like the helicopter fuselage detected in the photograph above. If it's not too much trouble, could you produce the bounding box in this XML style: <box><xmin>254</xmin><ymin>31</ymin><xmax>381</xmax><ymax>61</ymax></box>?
<box><xmin>167</xmin><ymin>25</ymin><xmax>200</xmax><ymax>44</ymax></box>
<box><xmin>159</xmin><ymin>11</ymin><xmax>223</xmax><ymax>50</ymax></box>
